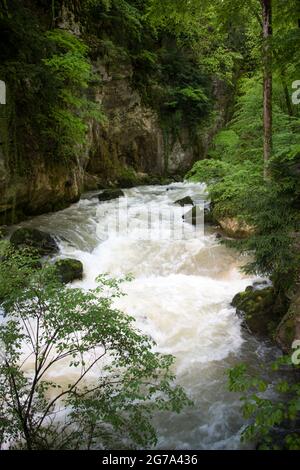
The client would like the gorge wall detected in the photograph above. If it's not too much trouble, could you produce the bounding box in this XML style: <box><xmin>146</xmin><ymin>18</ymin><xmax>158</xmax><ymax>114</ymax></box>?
<box><xmin>0</xmin><ymin>58</ymin><xmax>193</xmax><ymax>224</ymax></box>
<box><xmin>0</xmin><ymin>0</ymin><xmax>229</xmax><ymax>225</ymax></box>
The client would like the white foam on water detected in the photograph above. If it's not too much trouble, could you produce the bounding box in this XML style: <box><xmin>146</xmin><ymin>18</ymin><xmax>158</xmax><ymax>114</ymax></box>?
<box><xmin>15</xmin><ymin>182</ymin><xmax>277</xmax><ymax>449</ymax></box>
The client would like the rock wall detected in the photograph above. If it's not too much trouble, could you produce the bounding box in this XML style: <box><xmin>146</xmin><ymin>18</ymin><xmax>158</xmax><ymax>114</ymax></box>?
<box><xmin>85</xmin><ymin>60</ymin><xmax>194</xmax><ymax>186</ymax></box>
<box><xmin>0</xmin><ymin>51</ymin><xmax>196</xmax><ymax>225</ymax></box>
<box><xmin>0</xmin><ymin>94</ymin><xmax>84</xmax><ymax>223</ymax></box>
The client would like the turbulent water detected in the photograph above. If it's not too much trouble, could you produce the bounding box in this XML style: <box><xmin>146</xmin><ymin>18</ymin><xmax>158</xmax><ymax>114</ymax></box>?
<box><xmin>15</xmin><ymin>182</ymin><xmax>278</xmax><ymax>450</ymax></box>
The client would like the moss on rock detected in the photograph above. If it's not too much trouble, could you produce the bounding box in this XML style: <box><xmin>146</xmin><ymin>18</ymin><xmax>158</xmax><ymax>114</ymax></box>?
<box><xmin>231</xmin><ymin>286</ymin><xmax>277</xmax><ymax>336</ymax></box>
<box><xmin>54</xmin><ymin>258</ymin><xmax>83</xmax><ymax>284</ymax></box>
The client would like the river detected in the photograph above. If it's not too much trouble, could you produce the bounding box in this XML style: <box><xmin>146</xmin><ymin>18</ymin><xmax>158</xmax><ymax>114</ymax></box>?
<box><xmin>14</xmin><ymin>182</ymin><xmax>277</xmax><ymax>450</ymax></box>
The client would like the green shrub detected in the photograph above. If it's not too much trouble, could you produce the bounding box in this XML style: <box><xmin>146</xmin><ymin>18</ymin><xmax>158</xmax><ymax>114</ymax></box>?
<box><xmin>0</xmin><ymin>246</ymin><xmax>190</xmax><ymax>449</ymax></box>
<box><xmin>228</xmin><ymin>355</ymin><xmax>300</xmax><ymax>450</ymax></box>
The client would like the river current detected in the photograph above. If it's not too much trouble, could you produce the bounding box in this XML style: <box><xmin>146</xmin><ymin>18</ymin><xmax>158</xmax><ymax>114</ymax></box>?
<box><xmin>14</xmin><ymin>182</ymin><xmax>277</xmax><ymax>450</ymax></box>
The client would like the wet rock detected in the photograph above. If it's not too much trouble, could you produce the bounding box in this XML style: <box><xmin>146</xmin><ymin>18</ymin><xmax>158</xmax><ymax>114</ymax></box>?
<box><xmin>232</xmin><ymin>286</ymin><xmax>276</xmax><ymax>336</ymax></box>
<box><xmin>54</xmin><ymin>258</ymin><xmax>83</xmax><ymax>284</ymax></box>
<box><xmin>10</xmin><ymin>228</ymin><xmax>59</xmax><ymax>256</ymax></box>
<box><xmin>98</xmin><ymin>189</ymin><xmax>125</xmax><ymax>202</ymax></box>
<box><xmin>175</xmin><ymin>196</ymin><xmax>194</xmax><ymax>207</ymax></box>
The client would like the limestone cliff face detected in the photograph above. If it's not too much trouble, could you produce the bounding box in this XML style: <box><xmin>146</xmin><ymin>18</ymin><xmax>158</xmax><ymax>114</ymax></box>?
<box><xmin>0</xmin><ymin>96</ymin><xmax>84</xmax><ymax>223</ymax></box>
<box><xmin>85</xmin><ymin>60</ymin><xmax>194</xmax><ymax>184</ymax></box>
<box><xmin>0</xmin><ymin>152</ymin><xmax>82</xmax><ymax>223</ymax></box>
<box><xmin>0</xmin><ymin>58</ymin><xmax>195</xmax><ymax>225</ymax></box>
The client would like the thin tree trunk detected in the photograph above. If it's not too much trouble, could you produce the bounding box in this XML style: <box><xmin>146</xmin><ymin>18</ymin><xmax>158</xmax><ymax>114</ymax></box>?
<box><xmin>262</xmin><ymin>0</ymin><xmax>272</xmax><ymax>180</ymax></box>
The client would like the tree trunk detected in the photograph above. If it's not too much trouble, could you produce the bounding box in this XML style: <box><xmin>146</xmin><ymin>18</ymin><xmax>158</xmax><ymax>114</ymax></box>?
<box><xmin>262</xmin><ymin>0</ymin><xmax>272</xmax><ymax>180</ymax></box>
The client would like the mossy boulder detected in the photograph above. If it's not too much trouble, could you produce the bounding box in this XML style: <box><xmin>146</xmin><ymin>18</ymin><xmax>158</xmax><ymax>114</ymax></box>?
<box><xmin>175</xmin><ymin>196</ymin><xmax>194</xmax><ymax>207</ymax></box>
<box><xmin>98</xmin><ymin>189</ymin><xmax>125</xmax><ymax>202</ymax></box>
<box><xmin>10</xmin><ymin>228</ymin><xmax>59</xmax><ymax>256</ymax></box>
<box><xmin>54</xmin><ymin>258</ymin><xmax>83</xmax><ymax>284</ymax></box>
<box><xmin>276</xmin><ymin>290</ymin><xmax>300</xmax><ymax>353</ymax></box>
<box><xmin>232</xmin><ymin>286</ymin><xmax>276</xmax><ymax>336</ymax></box>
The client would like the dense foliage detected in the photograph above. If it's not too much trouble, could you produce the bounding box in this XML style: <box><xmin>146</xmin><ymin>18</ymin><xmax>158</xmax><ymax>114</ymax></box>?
<box><xmin>0</xmin><ymin>0</ymin><xmax>217</xmax><ymax>166</ymax></box>
<box><xmin>0</xmin><ymin>2</ymin><xmax>105</xmax><ymax>163</ymax></box>
<box><xmin>183</xmin><ymin>0</ymin><xmax>300</xmax><ymax>448</ymax></box>
<box><xmin>186</xmin><ymin>5</ymin><xmax>300</xmax><ymax>291</ymax></box>
<box><xmin>83</xmin><ymin>0</ymin><xmax>214</xmax><ymax>140</ymax></box>
<box><xmin>228</xmin><ymin>355</ymin><xmax>300</xmax><ymax>450</ymax></box>
<box><xmin>0</xmin><ymin>244</ymin><xmax>189</xmax><ymax>449</ymax></box>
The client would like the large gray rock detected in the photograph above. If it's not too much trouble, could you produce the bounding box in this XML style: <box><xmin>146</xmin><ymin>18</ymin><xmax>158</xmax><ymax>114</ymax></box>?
<box><xmin>10</xmin><ymin>228</ymin><xmax>59</xmax><ymax>256</ymax></box>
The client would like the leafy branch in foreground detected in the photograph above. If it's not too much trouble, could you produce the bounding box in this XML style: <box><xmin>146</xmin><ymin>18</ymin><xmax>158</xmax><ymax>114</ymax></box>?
<box><xmin>0</xmin><ymin>247</ymin><xmax>190</xmax><ymax>450</ymax></box>
<box><xmin>228</xmin><ymin>354</ymin><xmax>300</xmax><ymax>450</ymax></box>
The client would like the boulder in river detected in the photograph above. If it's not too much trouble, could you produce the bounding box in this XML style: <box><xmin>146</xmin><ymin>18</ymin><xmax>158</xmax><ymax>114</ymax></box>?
<box><xmin>54</xmin><ymin>258</ymin><xmax>83</xmax><ymax>284</ymax></box>
<box><xmin>10</xmin><ymin>228</ymin><xmax>59</xmax><ymax>256</ymax></box>
<box><xmin>232</xmin><ymin>286</ymin><xmax>277</xmax><ymax>336</ymax></box>
<box><xmin>175</xmin><ymin>196</ymin><xmax>194</xmax><ymax>207</ymax></box>
<box><xmin>98</xmin><ymin>189</ymin><xmax>125</xmax><ymax>202</ymax></box>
